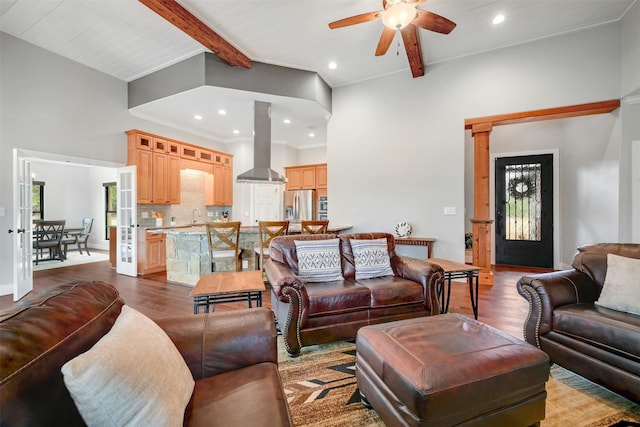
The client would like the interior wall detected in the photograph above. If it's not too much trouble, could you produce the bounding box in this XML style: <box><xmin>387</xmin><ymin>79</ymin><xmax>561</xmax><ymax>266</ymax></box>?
<box><xmin>329</xmin><ymin>22</ymin><xmax>623</xmax><ymax>263</ymax></box>
<box><xmin>621</xmin><ymin>1</ymin><xmax>640</xmax><ymax>97</ymax></box>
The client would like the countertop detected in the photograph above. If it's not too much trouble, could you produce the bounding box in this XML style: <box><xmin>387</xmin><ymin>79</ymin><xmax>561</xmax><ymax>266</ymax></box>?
<box><xmin>147</xmin><ymin>223</ymin><xmax>353</xmax><ymax>235</ymax></box>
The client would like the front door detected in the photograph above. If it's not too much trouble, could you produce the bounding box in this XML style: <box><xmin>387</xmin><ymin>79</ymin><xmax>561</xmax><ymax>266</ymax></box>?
<box><xmin>495</xmin><ymin>154</ymin><xmax>553</xmax><ymax>268</ymax></box>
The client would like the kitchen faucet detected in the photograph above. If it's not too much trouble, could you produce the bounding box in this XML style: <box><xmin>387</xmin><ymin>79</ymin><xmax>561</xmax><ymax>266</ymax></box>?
<box><xmin>192</xmin><ymin>208</ymin><xmax>202</xmax><ymax>224</ymax></box>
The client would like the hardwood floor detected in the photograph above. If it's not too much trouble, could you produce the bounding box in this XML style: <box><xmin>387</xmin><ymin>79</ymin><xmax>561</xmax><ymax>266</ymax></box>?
<box><xmin>0</xmin><ymin>261</ymin><xmax>550</xmax><ymax>340</ymax></box>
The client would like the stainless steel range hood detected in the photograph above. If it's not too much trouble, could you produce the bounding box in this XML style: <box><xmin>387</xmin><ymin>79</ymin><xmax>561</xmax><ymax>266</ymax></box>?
<box><xmin>236</xmin><ymin>101</ymin><xmax>286</xmax><ymax>184</ymax></box>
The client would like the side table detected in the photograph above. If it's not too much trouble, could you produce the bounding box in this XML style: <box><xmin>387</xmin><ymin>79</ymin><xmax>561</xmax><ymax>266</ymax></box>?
<box><xmin>429</xmin><ymin>258</ymin><xmax>481</xmax><ymax>319</ymax></box>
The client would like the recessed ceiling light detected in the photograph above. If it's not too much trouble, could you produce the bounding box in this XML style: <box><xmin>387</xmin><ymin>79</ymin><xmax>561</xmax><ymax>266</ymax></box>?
<box><xmin>194</xmin><ymin>114</ymin><xmax>203</xmax><ymax>120</ymax></box>
<box><xmin>233</xmin><ymin>129</ymin><xmax>240</xmax><ymax>134</ymax></box>
<box><xmin>218</xmin><ymin>109</ymin><xmax>227</xmax><ymax>115</ymax></box>
<box><xmin>309</xmin><ymin>133</ymin><xmax>315</xmax><ymax>138</ymax></box>
<box><xmin>283</xmin><ymin>118</ymin><xmax>291</xmax><ymax>124</ymax></box>
<box><xmin>492</xmin><ymin>14</ymin><xmax>505</xmax><ymax>25</ymax></box>
<box><xmin>328</xmin><ymin>62</ymin><xmax>337</xmax><ymax>70</ymax></box>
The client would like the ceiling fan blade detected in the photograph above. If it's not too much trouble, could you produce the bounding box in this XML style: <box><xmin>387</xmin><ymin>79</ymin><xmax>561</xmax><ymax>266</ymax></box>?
<box><xmin>329</xmin><ymin>11</ymin><xmax>382</xmax><ymax>29</ymax></box>
<box><xmin>375</xmin><ymin>27</ymin><xmax>396</xmax><ymax>56</ymax></box>
<box><xmin>400</xmin><ymin>25</ymin><xmax>424</xmax><ymax>78</ymax></box>
<box><xmin>412</xmin><ymin>9</ymin><xmax>457</xmax><ymax>34</ymax></box>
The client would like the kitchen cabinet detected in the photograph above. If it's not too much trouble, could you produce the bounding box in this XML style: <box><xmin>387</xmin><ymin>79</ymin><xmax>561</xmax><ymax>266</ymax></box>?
<box><xmin>205</xmin><ymin>162</ymin><xmax>233</xmax><ymax>206</ymax></box>
<box><xmin>137</xmin><ymin>230</ymin><xmax>166</xmax><ymax>275</ymax></box>
<box><xmin>285</xmin><ymin>166</ymin><xmax>316</xmax><ymax>190</ymax></box>
<box><xmin>316</xmin><ymin>164</ymin><xmax>327</xmax><ymax>189</ymax></box>
<box><xmin>127</xmin><ymin>130</ymin><xmax>181</xmax><ymax>205</ymax></box>
<box><xmin>127</xmin><ymin>129</ymin><xmax>232</xmax><ymax>205</ymax></box>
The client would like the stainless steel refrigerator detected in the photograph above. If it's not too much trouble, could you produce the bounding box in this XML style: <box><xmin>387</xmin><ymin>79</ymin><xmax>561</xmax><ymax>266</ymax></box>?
<box><xmin>283</xmin><ymin>190</ymin><xmax>315</xmax><ymax>222</ymax></box>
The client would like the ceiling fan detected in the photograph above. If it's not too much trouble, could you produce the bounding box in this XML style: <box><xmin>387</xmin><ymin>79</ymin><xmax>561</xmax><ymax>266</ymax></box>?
<box><xmin>328</xmin><ymin>0</ymin><xmax>456</xmax><ymax>78</ymax></box>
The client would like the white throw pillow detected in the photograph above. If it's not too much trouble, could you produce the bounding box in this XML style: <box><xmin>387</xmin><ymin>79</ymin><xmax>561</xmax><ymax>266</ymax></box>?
<box><xmin>595</xmin><ymin>254</ymin><xmax>640</xmax><ymax>315</ymax></box>
<box><xmin>61</xmin><ymin>305</ymin><xmax>195</xmax><ymax>427</ymax></box>
<box><xmin>295</xmin><ymin>238</ymin><xmax>344</xmax><ymax>282</ymax></box>
<box><xmin>350</xmin><ymin>237</ymin><xmax>394</xmax><ymax>280</ymax></box>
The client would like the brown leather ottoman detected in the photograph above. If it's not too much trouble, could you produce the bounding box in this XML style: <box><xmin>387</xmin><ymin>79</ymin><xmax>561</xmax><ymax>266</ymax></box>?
<box><xmin>356</xmin><ymin>314</ymin><xmax>550</xmax><ymax>426</ymax></box>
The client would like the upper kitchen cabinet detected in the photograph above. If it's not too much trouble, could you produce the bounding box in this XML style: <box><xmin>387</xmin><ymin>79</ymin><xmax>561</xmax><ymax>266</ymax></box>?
<box><xmin>285</xmin><ymin>165</ymin><xmax>316</xmax><ymax>190</ymax></box>
<box><xmin>285</xmin><ymin>164</ymin><xmax>327</xmax><ymax>191</ymax></box>
<box><xmin>316</xmin><ymin>164</ymin><xmax>327</xmax><ymax>189</ymax></box>
<box><xmin>127</xmin><ymin>130</ymin><xmax>180</xmax><ymax>205</ymax></box>
<box><xmin>127</xmin><ymin>130</ymin><xmax>233</xmax><ymax>206</ymax></box>
<box><xmin>206</xmin><ymin>154</ymin><xmax>233</xmax><ymax>206</ymax></box>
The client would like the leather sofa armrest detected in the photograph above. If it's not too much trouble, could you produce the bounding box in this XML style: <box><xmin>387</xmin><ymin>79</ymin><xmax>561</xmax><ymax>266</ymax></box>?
<box><xmin>516</xmin><ymin>269</ymin><xmax>600</xmax><ymax>348</ymax></box>
<box><xmin>156</xmin><ymin>308</ymin><xmax>277</xmax><ymax>380</ymax></box>
<box><xmin>265</xmin><ymin>259</ymin><xmax>309</xmax><ymax>303</ymax></box>
<box><xmin>392</xmin><ymin>256</ymin><xmax>444</xmax><ymax>315</ymax></box>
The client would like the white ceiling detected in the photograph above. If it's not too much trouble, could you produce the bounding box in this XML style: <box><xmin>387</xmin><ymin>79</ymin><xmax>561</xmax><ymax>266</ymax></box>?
<box><xmin>1</xmin><ymin>0</ymin><xmax>636</xmax><ymax>147</ymax></box>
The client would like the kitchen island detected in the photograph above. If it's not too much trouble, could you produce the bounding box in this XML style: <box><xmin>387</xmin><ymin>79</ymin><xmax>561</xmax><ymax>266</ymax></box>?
<box><xmin>163</xmin><ymin>224</ymin><xmax>352</xmax><ymax>286</ymax></box>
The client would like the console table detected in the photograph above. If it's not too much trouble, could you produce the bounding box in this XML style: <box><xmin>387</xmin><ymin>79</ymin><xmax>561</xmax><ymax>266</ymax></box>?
<box><xmin>394</xmin><ymin>237</ymin><xmax>436</xmax><ymax>258</ymax></box>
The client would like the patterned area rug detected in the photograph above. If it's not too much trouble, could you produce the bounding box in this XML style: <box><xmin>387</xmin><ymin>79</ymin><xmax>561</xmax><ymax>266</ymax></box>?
<box><xmin>278</xmin><ymin>339</ymin><xmax>640</xmax><ymax>427</ymax></box>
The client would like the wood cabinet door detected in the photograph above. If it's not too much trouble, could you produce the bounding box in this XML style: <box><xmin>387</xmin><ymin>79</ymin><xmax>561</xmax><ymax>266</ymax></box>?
<box><xmin>301</xmin><ymin>167</ymin><xmax>316</xmax><ymax>189</ymax></box>
<box><xmin>167</xmin><ymin>156</ymin><xmax>181</xmax><ymax>204</ymax></box>
<box><xmin>315</xmin><ymin>164</ymin><xmax>327</xmax><ymax>188</ymax></box>
<box><xmin>152</xmin><ymin>152</ymin><xmax>168</xmax><ymax>204</ymax></box>
<box><xmin>136</xmin><ymin>150</ymin><xmax>153</xmax><ymax>204</ymax></box>
<box><xmin>222</xmin><ymin>166</ymin><xmax>233</xmax><ymax>205</ymax></box>
<box><xmin>286</xmin><ymin>168</ymin><xmax>302</xmax><ymax>190</ymax></box>
<box><xmin>146</xmin><ymin>235</ymin><xmax>166</xmax><ymax>271</ymax></box>
<box><xmin>212</xmin><ymin>165</ymin><xmax>233</xmax><ymax>205</ymax></box>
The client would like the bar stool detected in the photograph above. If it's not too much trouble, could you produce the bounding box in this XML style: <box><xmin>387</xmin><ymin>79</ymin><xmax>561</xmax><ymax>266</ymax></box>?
<box><xmin>301</xmin><ymin>220</ymin><xmax>329</xmax><ymax>234</ymax></box>
<box><xmin>255</xmin><ymin>221</ymin><xmax>289</xmax><ymax>273</ymax></box>
<box><xmin>206</xmin><ymin>221</ymin><xmax>243</xmax><ymax>272</ymax></box>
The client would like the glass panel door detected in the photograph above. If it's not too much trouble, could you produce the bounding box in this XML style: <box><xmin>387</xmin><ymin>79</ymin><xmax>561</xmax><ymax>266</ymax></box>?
<box><xmin>116</xmin><ymin>166</ymin><xmax>137</xmax><ymax>276</ymax></box>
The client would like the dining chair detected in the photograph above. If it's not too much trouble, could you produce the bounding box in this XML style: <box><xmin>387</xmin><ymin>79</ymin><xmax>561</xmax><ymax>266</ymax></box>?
<box><xmin>255</xmin><ymin>221</ymin><xmax>289</xmax><ymax>273</ymax></box>
<box><xmin>301</xmin><ymin>220</ymin><xmax>329</xmax><ymax>234</ymax></box>
<box><xmin>206</xmin><ymin>221</ymin><xmax>243</xmax><ymax>272</ymax></box>
<box><xmin>33</xmin><ymin>220</ymin><xmax>66</xmax><ymax>265</ymax></box>
<box><xmin>62</xmin><ymin>218</ymin><xmax>94</xmax><ymax>258</ymax></box>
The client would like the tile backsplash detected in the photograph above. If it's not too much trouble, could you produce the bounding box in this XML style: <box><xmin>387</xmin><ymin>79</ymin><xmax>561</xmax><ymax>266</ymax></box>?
<box><xmin>136</xmin><ymin>169</ymin><xmax>231</xmax><ymax>227</ymax></box>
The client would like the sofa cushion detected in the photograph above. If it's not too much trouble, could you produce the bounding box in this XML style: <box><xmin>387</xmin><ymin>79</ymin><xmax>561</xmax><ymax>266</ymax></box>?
<box><xmin>294</xmin><ymin>238</ymin><xmax>344</xmax><ymax>282</ymax></box>
<box><xmin>350</xmin><ymin>238</ymin><xmax>394</xmax><ymax>280</ymax></box>
<box><xmin>553</xmin><ymin>303</ymin><xmax>640</xmax><ymax>360</ymax></box>
<box><xmin>595</xmin><ymin>254</ymin><xmax>640</xmax><ymax>315</ymax></box>
<box><xmin>306</xmin><ymin>280</ymin><xmax>372</xmax><ymax>316</ymax></box>
<box><xmin>357</xmin><ymin>276</ymin><xmax>425</xmax><ymax>308</ymax></box>
<box><xmin>185</xmin><ymin>362</ymin><xmax>291</xmax><ymax>426</ymax></box>
<box><xmin>61</xmin><ymin>305</ymin><xmax>195</xmax><ymax>426</ymax></box>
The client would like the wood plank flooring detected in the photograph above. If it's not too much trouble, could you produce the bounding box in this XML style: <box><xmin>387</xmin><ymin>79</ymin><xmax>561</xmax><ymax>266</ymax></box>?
<box><xmin>0</xmin><ymin>260</ymin><xmax>550</xmax><ymax>340</ymax></box>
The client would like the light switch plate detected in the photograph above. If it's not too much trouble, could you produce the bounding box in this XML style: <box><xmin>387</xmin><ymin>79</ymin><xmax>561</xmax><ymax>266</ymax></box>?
<box><xmin>142</xmin><ymin>211</ymin><xmax>149</xmax><ymax>218</ymax></box>
<box><xmin>207</xmin><ymin>211</ymin><xmax>214</xmax><ymax>217</ymax></box>
<box><xmin>0</xmin><ymin>207</ymin><xmax>4</xmax><ymax>216</ymax></box>
<box><xmin>444</xmin><ymin>207</ymin><xmax>456</xmax><ymax>216</ymax></box>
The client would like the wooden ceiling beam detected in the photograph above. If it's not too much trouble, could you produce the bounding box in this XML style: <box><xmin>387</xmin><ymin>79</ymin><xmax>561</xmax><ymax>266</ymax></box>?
<box><xmin>464</xmin><ymin>100</ymin><xmax>620</xmax><ymax>130</ymax></box>
<box><xmin>139</xmin><ymin>0</ymin><xmax>251</xmax><ymax>69</ymax></box>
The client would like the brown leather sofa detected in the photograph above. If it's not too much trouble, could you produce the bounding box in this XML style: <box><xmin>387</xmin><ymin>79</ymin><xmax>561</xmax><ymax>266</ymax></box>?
<box><xmin>517</xmin><ymin>243</ymin><xmax>640</xmax><ymax>403</ymax></box>
<box><xmin>265</xmin><ymin>232</ymin><xmax>444</xmax><ymax>357</ymax></box>
<box><xmin>0</xmin><ymin>281</ymin><xmax>293</xmax><ymax>426</ymax></box>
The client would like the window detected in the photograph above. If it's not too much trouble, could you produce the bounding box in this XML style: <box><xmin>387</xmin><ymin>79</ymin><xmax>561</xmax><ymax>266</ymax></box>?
<box><xmin>104</xmin><ymin>182</ymin><xmax>117</xmax><ymax>239</ymax></box>
<box><xmin>32</xmin><ymin>181</ymin><xmax>45</xmax><ymax>220</ymax></box>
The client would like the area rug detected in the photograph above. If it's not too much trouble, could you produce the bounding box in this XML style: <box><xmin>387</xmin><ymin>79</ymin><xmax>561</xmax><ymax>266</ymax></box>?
<box><xmin>278</xmin><ymin>339</ymin><xmax>640</xmax><ymax>427</ymax></box>
<box><xmin>33</xmin><ymin>251</ymin><xmax>109</xmax><ymax>271</ymax></box>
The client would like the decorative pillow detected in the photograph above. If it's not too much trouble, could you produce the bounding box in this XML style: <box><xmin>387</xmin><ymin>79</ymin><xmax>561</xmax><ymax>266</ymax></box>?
<box><xmin>295</xmin><ymin>238</ymin><xmax>344</xmax><ymax>282</ymax></box>
<box><xmin>595</xmin><ymin>254</ymin><xmax>640</xmax><ymax>315</ymax></box>
<box><xmin>61</xmin><ymin>305</ymin><xmax>195</xmax><ymax>427</ymax></box>
<box><xmin>350</xmin><ymin>237</ymin><xmax>394</xmax><ymax>280</ymax></box>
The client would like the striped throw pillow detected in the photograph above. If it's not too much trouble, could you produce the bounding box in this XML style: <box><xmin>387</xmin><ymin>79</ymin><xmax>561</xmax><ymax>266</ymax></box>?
<box><xmin>350</xmin><ymin>238</ymin><xmax>394</xmax><ymax>280</ymax></box>
<box><xmin>295</xmin><ymin>238</ymin><xmax>344</xmax><ymax>282</ymax></box>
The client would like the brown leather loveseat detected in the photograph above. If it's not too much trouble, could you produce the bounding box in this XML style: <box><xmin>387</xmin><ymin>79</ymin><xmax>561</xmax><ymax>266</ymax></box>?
<box><xmin>266</xmin><ymin>232</ymin><xmax>444</xmax><ymax>357</ymax></box>
<box><xmin>0</xmin><ymin>281</ymin><xmax>293</xmax><ymax>426</ymax></box>
<box><xmin>517</xmin><ymin>243</ymin><xmax>640</xmax><ymax>403</ymax></box>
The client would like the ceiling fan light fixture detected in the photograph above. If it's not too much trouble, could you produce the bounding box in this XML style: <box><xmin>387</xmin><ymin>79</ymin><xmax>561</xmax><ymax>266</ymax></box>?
<box><xmin>381</xmin><ymin>1</ymin><xmax>417</xmax><ymax>30</ymax></box>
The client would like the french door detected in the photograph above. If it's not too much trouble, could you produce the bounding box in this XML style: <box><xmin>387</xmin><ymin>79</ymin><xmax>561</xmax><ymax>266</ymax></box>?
<box><xmin>495</xmin><ymin>154</ymin><xmax>553</xmax><ymax>268</ymax></box>
<box><xmin>12</xmin><ymin>151</ymin><xmax>33</xmax><ymax>300</ymax></box>
<box><xmin>116</xmin><ymin>166</ymin><xmax>137</xmax><ymax>276</ymax></box>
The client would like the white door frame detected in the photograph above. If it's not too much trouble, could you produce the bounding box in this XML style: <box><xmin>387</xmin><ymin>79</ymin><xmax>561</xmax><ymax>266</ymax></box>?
<box><xmin>490</xmin><ymin>149</ymin><xmax>560</xmax><ymax>269</ymax></box>
<box><xmin>116</xmin><ymin>166</ymin><xmax>138</xmax><ymax>276</ymax></box>
<box><xmin>11</xmin><ymin>149</ymin><xmax>124</xmax><ymax>297</ymax></box>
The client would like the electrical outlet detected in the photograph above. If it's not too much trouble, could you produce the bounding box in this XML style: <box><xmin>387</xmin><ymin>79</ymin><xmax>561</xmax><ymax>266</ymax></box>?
<box><xmin>444</xmin><ymin>207</ymin><xmax>456</xmax><ymax>216</ymax></box>
<box><xmin>207</xmin><ymin>211</ymin><xmax>214</xmax><ymax>217</ymax></box>
<box><xmin>142</xmin><ymin>211</ymin><xmax>149</xmax><ymax>218</ymax></box>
